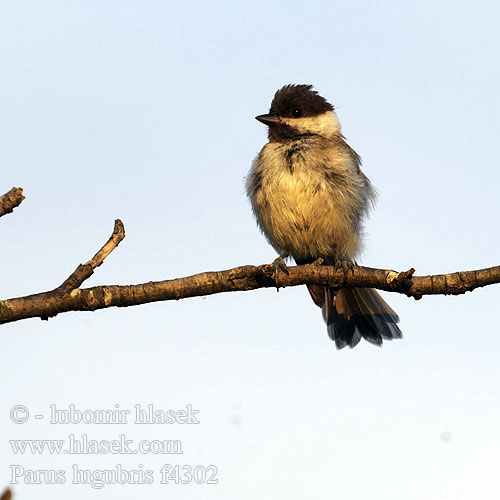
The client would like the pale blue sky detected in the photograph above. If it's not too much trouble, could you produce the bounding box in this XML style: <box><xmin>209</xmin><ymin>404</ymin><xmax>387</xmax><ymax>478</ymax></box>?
<box><xmin>1</xmin><ymin>1</ymin><xmax>500</xmax><ymax>499</ymax></box>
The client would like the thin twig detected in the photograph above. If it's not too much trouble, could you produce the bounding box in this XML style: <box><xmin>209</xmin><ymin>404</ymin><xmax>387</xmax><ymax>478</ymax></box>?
<box><xmin>1</xmin><ymin>488</ymin><xmax>12</xmax><ymax>500</ymax></box>
<box><xmin>57</xmin><ymin>219</ymin><xmax>125</xmax><ymax>291</ymax></box>
<box><xmin>0</xmin><ymin>188</ymin><xmax>24</xmax><ymax>217</ymax></box>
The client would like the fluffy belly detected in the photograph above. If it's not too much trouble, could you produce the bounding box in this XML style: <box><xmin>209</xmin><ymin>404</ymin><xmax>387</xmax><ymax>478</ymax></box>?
<box><xmin>255</xmin><ymin>171</ymin><xmax>359</xmax><ymax>260</ymax></box>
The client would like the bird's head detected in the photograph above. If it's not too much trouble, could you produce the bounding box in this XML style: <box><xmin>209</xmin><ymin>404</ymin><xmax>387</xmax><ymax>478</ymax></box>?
<box><xmin>256</xmin><ymin>84</ymin><xmax>340</xmax><ymax>141</ymax></box>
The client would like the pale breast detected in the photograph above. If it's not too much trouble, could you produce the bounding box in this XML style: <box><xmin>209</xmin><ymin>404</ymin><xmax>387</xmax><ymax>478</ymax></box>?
<box><xmin>247</xmin><ymin>139</ymin><xmax>367</xmax><ymax>260</ymax></box>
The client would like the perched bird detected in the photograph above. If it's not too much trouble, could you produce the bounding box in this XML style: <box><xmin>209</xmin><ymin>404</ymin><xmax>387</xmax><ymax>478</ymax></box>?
<box><xmin>246</xmin><ymin>84</ymin><xmax>402</xmax><ymax>349</ymax></box>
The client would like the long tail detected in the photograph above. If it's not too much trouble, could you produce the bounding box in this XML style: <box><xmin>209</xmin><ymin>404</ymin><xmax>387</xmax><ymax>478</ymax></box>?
<box><xmin>307</xmin><ymin>284</ymin><xmax>402</xmax><ymax>349</ymax></box>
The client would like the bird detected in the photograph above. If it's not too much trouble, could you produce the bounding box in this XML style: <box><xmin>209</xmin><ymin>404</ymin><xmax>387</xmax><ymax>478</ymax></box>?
<box><xmin>246</xmin><ymin>84</ymin><xmax>402</xmax><ymax>349</ymax></box>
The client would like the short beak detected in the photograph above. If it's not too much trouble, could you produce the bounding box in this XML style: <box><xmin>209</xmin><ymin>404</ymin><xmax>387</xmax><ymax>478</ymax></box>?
<box><xmin>255</xmin><ymin>113</ymin><xmax>280</xmax><ymax>126</ymax></box>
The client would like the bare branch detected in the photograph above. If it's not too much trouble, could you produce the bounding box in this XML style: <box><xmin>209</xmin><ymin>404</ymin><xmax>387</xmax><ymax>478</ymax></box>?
<box><xmin>1</xmin><ymin>256</ymin><xmax>499</xmax><ymax>325</ymax></box>
<box><xmin>57</xmin><ymin>219</ymin><xmax>125</xmax><ymax>291</ymax></box>
<box><xmin>0</xmin><ymin>187</ymin><xmax>24</xmax><ymax>217</ymax></box>
<box><xmin>1</xmin><ymin>187</ymin><xmax>498</xmax><ymax>326</ymax></box>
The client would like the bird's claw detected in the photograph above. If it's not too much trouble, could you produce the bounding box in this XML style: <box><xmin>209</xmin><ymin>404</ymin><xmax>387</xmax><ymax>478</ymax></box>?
<box><xmin>273</xmin><ymin>256</ymin><xmax>289</xmax><ymax>289</ymax></box>
<box><xmin>334</xmin><ymin>259</ymin><xmax>354</xmax><ymax>279</ymax></box>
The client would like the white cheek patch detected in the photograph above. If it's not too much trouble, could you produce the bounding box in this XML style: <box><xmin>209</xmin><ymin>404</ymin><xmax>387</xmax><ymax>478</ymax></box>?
<box><xmin>281</xmin><ymin>111</ymin><xmax>341</xmax><ymax>136</ymax></box>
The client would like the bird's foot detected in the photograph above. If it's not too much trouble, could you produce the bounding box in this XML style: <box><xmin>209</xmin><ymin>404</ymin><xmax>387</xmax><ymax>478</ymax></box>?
<box><xmin>272</xmin><ymin>256</ymin><xmax>289</xmax><ymax>290</ymax></box>
<box><xmin>334</xmin><ymin>259</ymin><xmax>354</xmax><ymax>280</ymax></box>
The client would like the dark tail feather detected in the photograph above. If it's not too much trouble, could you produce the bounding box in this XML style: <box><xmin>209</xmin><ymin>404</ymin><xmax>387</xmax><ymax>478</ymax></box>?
<box><xmin>322</xmin><ymin>287</ymin><xmax>402</xmax><ymax>349</ymax></box>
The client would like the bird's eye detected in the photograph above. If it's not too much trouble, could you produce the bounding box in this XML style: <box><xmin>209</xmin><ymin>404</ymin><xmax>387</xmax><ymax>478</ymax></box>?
<box><xmin>292</xmin><ymin>108</ymin><xmax>303</xmax><ymax>118</ymax></box>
